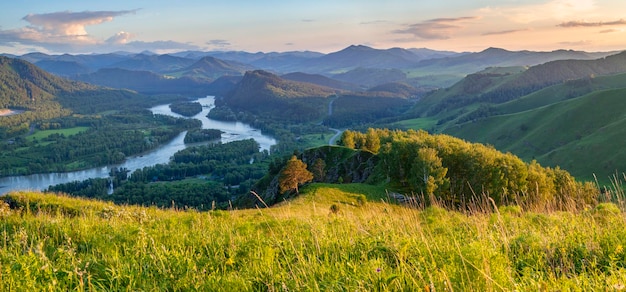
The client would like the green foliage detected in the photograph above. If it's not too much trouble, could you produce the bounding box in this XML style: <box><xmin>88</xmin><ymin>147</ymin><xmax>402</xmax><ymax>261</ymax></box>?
<box><xmin>408</xmin><ymin>147</ymin><xmax>449</xmax><ymax>196</ymax></box>
<box><xmin>339</xmin><ymin>128</ymin><xmax>598</xmax><ymax>208</ymax></box>
<box><xmin>169</xmin><ymin>101</ymin><xmax>202</xmax><ymax>117</ymax></box>
<box><xmin>325</xmin><ymin>94</ymin><xmax>411</xmax><ymax>127</ymax></box>
<box><xmin>183</xmin><ymin>128</ymin><xmax>221</xmax><ymax>143</ymax></box>
<box><xmin>0</xmin><ymin>111</ymin><xmax>197</xmax><ymax>176</ymax></box>
<box><xmin>49</xmin><ymin>139</ymin><xmax>267</xmax><ymax>210</ymax></box>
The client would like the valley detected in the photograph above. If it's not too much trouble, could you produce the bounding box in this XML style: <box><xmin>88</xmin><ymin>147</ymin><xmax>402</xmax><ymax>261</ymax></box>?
<box><xmin>2</xmin><ymin>43</ymin><xmax>626</xmax><ymax>290</ymax></box>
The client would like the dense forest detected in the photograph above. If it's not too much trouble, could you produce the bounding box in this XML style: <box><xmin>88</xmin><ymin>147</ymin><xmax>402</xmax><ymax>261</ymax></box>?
<box><xmin>0</xmin><ymin>112</ymin><xmax>199</xmax><ymax>176</ymax></box>
<box><xmin>169</xmin><ymin>101</ymin><xmax>203</xmax><ymax>117</ymax></box>
<box><xmin>48</xmin><ymin>139</ymin><xmax>269</xmax><ymax>210</ymax></box>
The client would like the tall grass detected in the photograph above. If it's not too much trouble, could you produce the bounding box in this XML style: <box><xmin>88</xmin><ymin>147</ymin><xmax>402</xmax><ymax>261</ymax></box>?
<box><xmin>2</xmin><ymin>183</ymin><xmax>626</xmax><ymax>291</ymax></box>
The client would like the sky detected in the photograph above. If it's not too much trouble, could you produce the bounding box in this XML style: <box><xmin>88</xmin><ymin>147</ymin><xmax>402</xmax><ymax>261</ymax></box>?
<box><xmin>1</xmin><ymin>0</ymin><xmax>625</xmax><ymax>55</ymax></box>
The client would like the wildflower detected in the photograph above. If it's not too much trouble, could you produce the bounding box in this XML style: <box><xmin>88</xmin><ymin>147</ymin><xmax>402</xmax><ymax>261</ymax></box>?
<box><xmin>376</xmin><ymin>268</ymin><xmax>381</xmax><ymax>273</ymax></box>
<box><xmin>616</xmin><ymin>244</ymin><xmax>623</xmax><ymax>254</ymax></box>
<box><xmin>225</xmin><ymin>257</ymin><xmax>235</xmax><ymax>266</ymax></box>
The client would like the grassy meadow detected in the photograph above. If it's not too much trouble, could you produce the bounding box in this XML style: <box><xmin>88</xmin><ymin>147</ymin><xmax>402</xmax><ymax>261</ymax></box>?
<box><xmin>2</xmin><ymin>183</ymin><xmax>626</xmax><ymax>291</ymax></box>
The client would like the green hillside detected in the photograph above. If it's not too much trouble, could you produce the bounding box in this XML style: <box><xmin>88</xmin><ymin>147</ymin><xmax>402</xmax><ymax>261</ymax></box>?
<box><xmin>411</xmin><ymin>51</ymin><xmax>626</xmax><ymax>118</ymax></box>
<box><xmin>2</xmin><ymin>184</ymin><xmax>626</xmax><ymax>290</ymax></box>
<box><xmin>445</xmin><ymin>88</ymin><xmax>626</xmax><ymax>183</ymax></box>
<box><xmin>496</xmin><ymin>72</ymin><xmax>626</xmax><ymax>114</ymax></box>
<box><xmin>0</xmin><ymin>56</ymin><xmax>94</xmax><ymax>108</ymax></box>
<box><xmin>223</xmin><ymin>70</ymin><xmax>338</xmax><ymax>122</ymax></box>
<box><xmin>0</xmin><ymin>57</ymin><xmax>163</xmax><ymax>138</ymax></box>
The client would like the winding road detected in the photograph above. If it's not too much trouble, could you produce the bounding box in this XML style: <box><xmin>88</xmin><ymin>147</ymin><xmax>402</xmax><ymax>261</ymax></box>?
<box><xmin>326</xmin><ymin>97</ymin><xmax>344</xmax><ymax>145</ymax></box>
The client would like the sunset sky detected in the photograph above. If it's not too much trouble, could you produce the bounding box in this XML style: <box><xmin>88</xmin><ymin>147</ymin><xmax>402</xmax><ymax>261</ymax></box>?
<box><xmin>1</xmin><ymin>0</ymin><xmax>625</xmax><ymax>55</ymax></box>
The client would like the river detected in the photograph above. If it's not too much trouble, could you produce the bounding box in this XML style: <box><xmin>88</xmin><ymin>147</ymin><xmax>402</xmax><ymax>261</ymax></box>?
<box><xmin>0</xmin><ymin>96</ymin><xmax>276</xmax><ymax>194</ymax></box>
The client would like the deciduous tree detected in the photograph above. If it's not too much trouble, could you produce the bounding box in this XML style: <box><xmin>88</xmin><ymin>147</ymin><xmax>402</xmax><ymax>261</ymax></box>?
<box><xmin>279</xmin><ymin>156</ymin><xmax>313</xmax><ymax>194</ymax></box>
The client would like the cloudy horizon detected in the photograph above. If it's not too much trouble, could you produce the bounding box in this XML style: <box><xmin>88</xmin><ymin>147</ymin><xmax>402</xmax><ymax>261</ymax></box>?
<box><xmin>1</xmin><ymin>0</ymin><xmax>625</xmax><ymax>55</ymax></box>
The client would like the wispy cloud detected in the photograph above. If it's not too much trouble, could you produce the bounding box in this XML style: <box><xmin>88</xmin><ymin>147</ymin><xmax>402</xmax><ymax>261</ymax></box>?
<box><xmin>482</xmin><ymin>29</ymin><xmax>528</xmax><ymax>36</ymax></box>
<box><xmin>122</xmin><ymin>40</ymin><xmax>200</xmax><ymax>52</ymax></box>
<box><xmin>361</xmin><ymin>20</ymin><xmax>389</xmax><ymax>25</ymax></box>
<box><xmin>557</xmin><ymin>19</ymin><xmax>626</xmax><ymax>27</ymax></box>
<box><xmin>393</xmin><ymin>16</ymin><xmax>478</xmax><ymax>40</ymax></box>
<box><xmin>600</xmin><ymin>29</ymin><xmax>620</xmax><ymax>33</ymax></box>
<box><xmin>558</xmin><ymin>40</ymin><xmax>593</xmax><ymax>46</ymax></box>
<box><xmin>206</xmin><ymin>39</ymin><xmax>231</xmax><ymax>48</ymax></box>
<box><xmin>0</xmin><ymin>9</ymin><xmax>199</xmax><ymax>53</ymax></box>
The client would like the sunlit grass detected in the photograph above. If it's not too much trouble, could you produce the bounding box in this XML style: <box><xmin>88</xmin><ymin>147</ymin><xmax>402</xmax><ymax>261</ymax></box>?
<box><xmin>27</xmin><ymin>127</ymin><xmax>89</xmax><ymax>141</ymax></box>
<box><xmin>2</xmin><ymin>184</ymin><xmax>626</xmax><ymax>290</ymax></box>
<box><xmin>297</xmin><ymin>131</ymin><xmax>337</xmax><ymax>148</ymax></box>
<box><xmin>392</xmin><ymin>117</ymin><xmax>438</xmax><ymax>131</ymax></box>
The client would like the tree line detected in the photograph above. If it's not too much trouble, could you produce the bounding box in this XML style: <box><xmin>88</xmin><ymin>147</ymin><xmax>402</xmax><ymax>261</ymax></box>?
<box><xmin>338</xmin><ymin>128</ymin><xmax>598</xmax><ymax>208</ymax></box>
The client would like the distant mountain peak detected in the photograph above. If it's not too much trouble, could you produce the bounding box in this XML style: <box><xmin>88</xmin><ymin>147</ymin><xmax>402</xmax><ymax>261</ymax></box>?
<box><xmin>479</xmin><ymin>47</ymin><xmax>512</xmax><ymax>55</ymax></box>
<box><xmin>346</xmin><ymin>44</ymin><xmax>373</xmax><ymax>49</ymax></box>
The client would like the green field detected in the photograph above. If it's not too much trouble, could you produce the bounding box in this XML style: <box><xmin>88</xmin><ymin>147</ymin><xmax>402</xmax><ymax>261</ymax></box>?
<box><xmin>391</xmin><ymin>117</ymin><xmax>438</xmax><ymax>131</ymax></box>
<box><xmin>2</xmin><ymin>184</ymin><xmax>626</xmax><ymax>291</ymax></box>
<box><xmin>27</xmin><ymin>127</ymin><xmax>90</xmax><ymax>141</ymax></box>
<box><xmin>298</xmin><ymin>130</ymin><xmax>337</xmax><ymax>148</ymax></box>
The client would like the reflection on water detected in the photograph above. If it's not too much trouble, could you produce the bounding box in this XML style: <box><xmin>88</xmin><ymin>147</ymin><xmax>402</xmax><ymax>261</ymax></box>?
<box><xmin>0</xmin><ymin>96</ymin><xmax>276</xmax><ymax>194</ymax></box>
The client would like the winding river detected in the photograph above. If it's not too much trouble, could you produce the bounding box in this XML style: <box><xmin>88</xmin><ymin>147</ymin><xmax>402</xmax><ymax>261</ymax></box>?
<box><xmin>0</xmin><ymin>96</ymin><xmax>276</xmax><ymax>194</ymax></box>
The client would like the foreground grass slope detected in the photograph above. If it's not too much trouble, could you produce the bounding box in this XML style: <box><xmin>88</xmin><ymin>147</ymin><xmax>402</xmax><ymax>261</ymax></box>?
<box><xmin>2</xmin><ymin>187</ymin><xmax>626</xmax><ymax>291</ymax></box>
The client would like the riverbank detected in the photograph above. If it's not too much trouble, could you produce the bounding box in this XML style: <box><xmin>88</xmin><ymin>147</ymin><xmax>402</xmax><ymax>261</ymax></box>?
<box><xmin>0</xmin><ymin>109</ymin><xmax>24</xmax><ymax>117</ymax></box>
<box><xmin>0</xmin><ymin>96</ymin><xmax>276</xmax><ymax>194</ymax></box>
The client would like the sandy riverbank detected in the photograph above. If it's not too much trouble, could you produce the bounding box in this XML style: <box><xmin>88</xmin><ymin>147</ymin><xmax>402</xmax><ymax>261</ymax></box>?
<box><xmin>0</xmin><ymin>109</ymin><xmax>24</xmax><ymax>116</ymax></box>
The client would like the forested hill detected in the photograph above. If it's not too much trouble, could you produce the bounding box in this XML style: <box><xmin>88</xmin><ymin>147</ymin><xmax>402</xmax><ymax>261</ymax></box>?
<box><xmin>413</xmin><ymin>50</ymin><xmax>626</xmax><ymax>116</ymax></box>
<box><xmin>74</xmin><ymin>68</ymin><xmax>210</xmax><ymax>95</ymax></box>
<box><xmin>0</xmin><ymin>56</ymin><xmax>176</xmax><ymax>138</ymax></box>
<box><xmin>222</xmin><ymin>70</ymin><xmax>338</xmax><ymax>122</ymax></box>
<box><xmin>508</xmin><ymin>50</ymin><xmax>626</xmax><ymax>90</ymax></box>
<box><xmin>0</xmin><ymin>56</ymin><xmax>95</xmax><ymax>108</ymax></box>
<box><xmin>175</xmin><ymin>56</ymin><xmax>254</xmax><ymax>80</ymax></box>
<box><xmin>229</xmin><ymin>70</ymin><xmax>338</xmax><ymax>101</ymax></box>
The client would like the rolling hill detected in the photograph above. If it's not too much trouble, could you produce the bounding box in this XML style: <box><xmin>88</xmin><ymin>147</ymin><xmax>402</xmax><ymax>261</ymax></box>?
<box><xmin>413</xmin><ymin>47</ymin><xmax>616</xmax><ymax>75</ymax></box>
<box><xmin>300</xmin><ymin>45</ymin><xmax>420</xmax><ymax>74</ymax></box>
<box><xmin>0</xmin><ymin>56</ymin><xmax>95</xmax><ymax>109</ymax></box>
<box><xmin>0</xmin><ymin>56</ymin><xmax>163</xmax><ymax>138</ymax></box>
<box><xmin>73</xmin><ymin>68</ymin><xmax>211</xmax><ymax>95</ymax></box>
<box><xmin>174</xmin><ymin>56</ymin><xmax>254</xmax><ymax>80</ymax></box>
<box><xmin>105</xmin><ymin>53</ymin><xmax>196</xmax><ymax>73</ymax></box>
<box><xmin>281</xmin><ymin>72</ymin><xmax>359</xmax><ymax>91</ymax></box>
<box><xmin>444</xmin><ymin>87</ymin><xmax>626</xmax><ymax>182</ymax></box>
<box><xmin>34</xmin><ymin>60</ymin><xmax>92</xmax><ymax>76</ymax></box>
<box><xmin>412</xmin><ymin>51</ymin><xmax>626</xmax><ymax>117</ymax></box>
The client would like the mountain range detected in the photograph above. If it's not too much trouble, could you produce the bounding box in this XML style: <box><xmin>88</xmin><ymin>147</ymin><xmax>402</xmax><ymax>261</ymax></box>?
<box><xmin>4</xmin><ymin>45</ymin><xmax>616</xmax><ymax>93</ymax></box>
